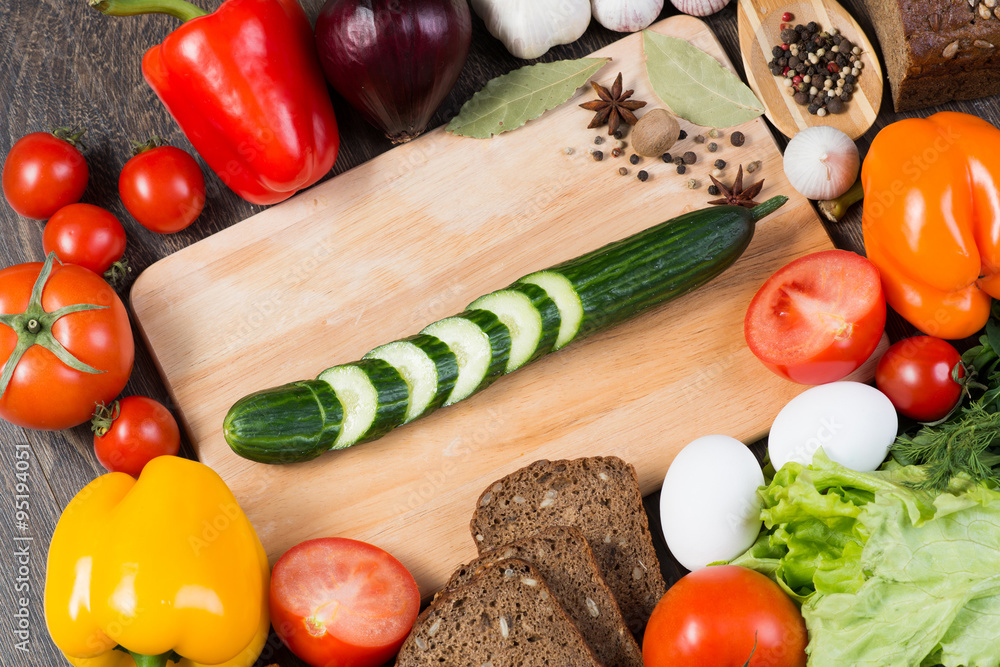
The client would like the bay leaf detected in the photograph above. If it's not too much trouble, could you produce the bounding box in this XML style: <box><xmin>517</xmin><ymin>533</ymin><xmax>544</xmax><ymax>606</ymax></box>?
<box><xmin>643</xmin><ymin>31</ymin><xmax>764</xmax><ymax>128</ymax></box>
<box><xmin>447</xmin><ymin>57</ymin><xmax>611</xmax><ymax>139</ymax></box>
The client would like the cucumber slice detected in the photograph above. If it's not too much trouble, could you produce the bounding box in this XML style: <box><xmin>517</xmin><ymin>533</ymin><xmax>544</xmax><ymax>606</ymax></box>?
<box><xmin>518</xmin><ymin>271</ymin><xmax>583</xmax><ymax>350</ymax></box>
<box><xmin>317</xmin><ymin>359</ymin><xmax>408</xmax><ymax>449</ymax></box>
<box><xmin>468</xmin><ymin>283</ymin><xmax>560</xmax><ymax>373</ymax></box>
<box><xmin>421</xmin><ymin>310</ymin><xmax>511</xmax><ymax>405</ymax></box>
<box><xmin>364</xmin><ymin>334</ymin><xmax>458</xmax><ymax>423</ymax></box>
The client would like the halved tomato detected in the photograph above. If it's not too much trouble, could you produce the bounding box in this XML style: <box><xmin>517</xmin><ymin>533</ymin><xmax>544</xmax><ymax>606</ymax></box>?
<box><xmin>744</xmin><ymin>249</ymin><xmax>886</xmax><ymax>385</ymax></box>
<box><xmin>269</xmin><ymin>537</ymin><xmax>420</xmax><ymax>667</ymax></box>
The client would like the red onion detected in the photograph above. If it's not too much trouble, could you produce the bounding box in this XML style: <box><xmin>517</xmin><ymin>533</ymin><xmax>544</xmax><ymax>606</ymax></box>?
<box><xmin>315</xmin><ymin>0</ymin><xmax>472</xmax><ymax>144</ymax></box>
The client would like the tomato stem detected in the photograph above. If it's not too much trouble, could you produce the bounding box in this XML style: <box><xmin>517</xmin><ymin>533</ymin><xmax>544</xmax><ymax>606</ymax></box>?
<box><xmin>87</xmin><ymin>0</ymin><xmax>209</xmax><ymax>23</ymax></box>
<box><xmin>51</xmin><ymin>127</ymin><xmax>87</xmax><ymax>150</ymax></box>
<box><xmin>130</xmin><ymin>136</ymin><xmax>163</xmax><ymax>158</ymax></box>
<box><xmin>91</xmin><ymin>401</ymin><xmax>121</xmax><ymax>437</ymax></box>
<box><xmin>0</xmin><ymin>253</ymin><xmax>109</xmax><ymax>400</ymax></box>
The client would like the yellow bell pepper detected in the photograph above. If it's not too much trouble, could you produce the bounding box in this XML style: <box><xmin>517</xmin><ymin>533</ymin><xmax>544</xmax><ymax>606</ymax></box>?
<box><xmin>44</xmin><ymin>456</ymin><xmax>270</xmax><ymax>667</ymax></box>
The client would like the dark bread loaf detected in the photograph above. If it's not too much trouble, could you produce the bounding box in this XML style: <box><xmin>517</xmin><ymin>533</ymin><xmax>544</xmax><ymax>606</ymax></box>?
<box><xmin>396</xmin><ymin>558</ymin><xmax>605</xmax><ymax>667</ymax></box>
<box><xmin>866</xmin><ymin>0</ymin><xmax>1000</xmax><ymax>111</ymax></box>
<box><xmin>470</xmin><ymin>457</ymin><xmax>666</xmax><ymax>637</ymax></box>
<box><xmin>444</xmin><ymin>525</ymin><xmax>642</xmax><ymax>667</ymax></box>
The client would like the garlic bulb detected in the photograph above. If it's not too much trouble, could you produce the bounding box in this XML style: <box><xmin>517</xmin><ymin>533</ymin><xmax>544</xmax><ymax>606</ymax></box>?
<box><xmin>669</xmin><ymin>0</ymin><xmax>731</xmax><ymax>17</ymax></box>
<box><xmin>470</xmin><ymin>0</ymin><xmax>591</xmax><ymax>60</ymax></box>
<box><xmin>783</xmin><ymin>125</ymin><xmax>859</xmax><ymax>200</ymax></box>
<box><xmin>591</xmin><ymin>0</ymin><xmax>664</xmax><ymax>33</ymax></box>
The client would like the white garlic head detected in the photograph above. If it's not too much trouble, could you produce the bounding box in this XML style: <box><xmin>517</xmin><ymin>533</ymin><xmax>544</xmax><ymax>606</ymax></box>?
<box><xmin>471</xmin><ymin>0</ymin><xmax>592</xmax><ymax>60</ymax></box>
<box><xmin>669</xmin><ymin>0</ymin><xmax>732</xmax><ymax>16</ymax></box>
<box><xmin>782</xmin><ymin>125</ymin><xmax>860</xmax><ymax>200</ymax></box>
<box><xmin>591</xmin><ymin>0</ymin><xmax>664</xmax><ymax>33</ymax></box>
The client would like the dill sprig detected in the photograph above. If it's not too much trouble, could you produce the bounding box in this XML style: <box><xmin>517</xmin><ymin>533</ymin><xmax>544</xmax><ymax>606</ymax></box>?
<box><xmin>892</xmin><ymin>403</ymin><xmax>1000</xmax><ymax>491</ymax></box>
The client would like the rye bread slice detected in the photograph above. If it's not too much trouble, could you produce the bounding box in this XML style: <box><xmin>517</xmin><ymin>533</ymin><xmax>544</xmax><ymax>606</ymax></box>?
<box><xmin>444</xmin><ymin>525</ymin><xmax>642</xmax><ymax>667</ymax></box>
<box><xmin>396</xmin><ymin>558</ymin><xmax>604</xmax><ymax>667</ymax></box>
<box><xmin>470</xmin><ymin>457</ymin><xmax>666</xmax><ymax>637</ymax></box>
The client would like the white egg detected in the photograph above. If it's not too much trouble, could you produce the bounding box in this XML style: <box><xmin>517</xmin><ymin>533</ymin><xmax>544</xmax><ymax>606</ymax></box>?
<box><xmin>659</xmin><ymin>435</ymin><xmax>764</xmax><ymax>571</ymax></box>
<box><xmin>768</xmin><ymin>381</ymin><xmax>898</xmax><ymax>472</ymax></box>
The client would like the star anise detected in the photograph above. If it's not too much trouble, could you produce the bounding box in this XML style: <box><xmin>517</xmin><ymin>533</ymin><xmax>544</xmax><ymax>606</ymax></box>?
<box><xmin>579</xmin><ymin>72</ymin><xmax>647</xmax><ymax>136</ymax></box>
<box><xmin>707</xmin><ymin>165</ymin><xmax>764</xmax><ymax>208</ymax></box>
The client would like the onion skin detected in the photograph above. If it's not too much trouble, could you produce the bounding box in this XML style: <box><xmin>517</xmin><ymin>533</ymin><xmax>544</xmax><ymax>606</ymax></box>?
<box><xmin>315</xmin><ymin>0</ymin><xmax>472</xmax><ymax>144</ymax></box>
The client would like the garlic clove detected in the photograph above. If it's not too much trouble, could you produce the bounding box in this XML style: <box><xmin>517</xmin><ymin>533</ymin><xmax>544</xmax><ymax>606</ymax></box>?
<box><xmin>669</xmin><ymin>0</ymin><xmax>732</xmax><ymax>17</ymax></box>
<box><xmin>591</xmin><ymin>0</ymin><xmax>664</xmax><ymax>33</ymax></box>
<box><xmin>782</xmin><ymin>125</ymin><xmax>860</xmax><ymax>201</ymax></box>
<box><xmin>471</xmin><ymin>0</ymin><xmax>592</xmax><ymax>59</ymax></box>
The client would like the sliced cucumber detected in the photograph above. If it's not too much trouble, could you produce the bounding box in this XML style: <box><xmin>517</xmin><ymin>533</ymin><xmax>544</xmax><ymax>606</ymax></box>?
<box><xmin>317</xmin><ymin>359</ymin><xmax>408</xmax><ymax>449</ymax></box>
<box><xmin>363</xmin><ymin>334</ymin><xmax>458</xmax><ymax>423</ymax></box>
<box><xmin>421</xmin><ymin>310</ymin><xmax>511</xmax><ymax>405</ymax></box>
<box><xmin>468</xmin><ymin>283</ymin><xmax>560</xmax><ymax>373</ymax></box>
<box><xmin>518</xmin><ymin>271</ymin><xmax>583</xmax><ymax>350</ymax></box>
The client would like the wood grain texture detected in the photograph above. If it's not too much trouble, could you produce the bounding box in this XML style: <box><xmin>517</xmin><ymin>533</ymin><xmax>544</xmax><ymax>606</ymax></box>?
<box><xmin>0</xmin><ymin>0</ymin><xmax>991</xmax><ymax>665</ymax></box>
<box><xmin>129</xmin><ymin>15</ymin><xmax>880</xmax><ymax>601</ymax></box>
<box><xmin>737</xmin><ymin>0</ymin><xmax>883</xmax><ymax>140</ymax></box>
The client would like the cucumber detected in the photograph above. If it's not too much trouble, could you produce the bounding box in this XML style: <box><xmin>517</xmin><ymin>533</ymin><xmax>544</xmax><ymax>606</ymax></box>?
<box><xmin>363</xmin><ymin>334</ymin><xmax>458</xmax><ymax>423</ymax></box>
<box><xmin>317</xmin><ymin>358</ymin><xmax>409</xmax><ymax>449</ymax></box>
<box><xmin>224</xmin><ymin>197</ymin><xmax>787</xmax><ymax>464</ymax></box>
<box><xmin>517</xmin><ymin>271</ymin><xmax>583</xmax><ymax>350</ymax></box>
<box><xmin>468</xmin><ymin>282</ymin><xmax>560</xmax><ymax>372</ymax></box>
<box><xmin>421</xmin><ymin>310</ymin><xmax>512</xmax><ymax>405</ymax></box>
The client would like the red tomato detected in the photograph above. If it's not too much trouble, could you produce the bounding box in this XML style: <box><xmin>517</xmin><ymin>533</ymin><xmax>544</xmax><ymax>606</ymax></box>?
<box><xmin>744</xmin><ymin>249</ymin><xmax>886</xmax><ymax>385</ymax></box>
<box><xmin>643</xmin><ymin>565</ymin><xmax>808</xmax><ymax>667</ymax></box>
<box><xmin>119</xmin><ymin>144</ymin><xmax>205</xmax><ymax>233</ymax></box>
<box><xmin>92</xmin><ymin>396</ymin><xmax>181</xmax><ymax>476</ymax></box>
<box><xmin>876</xmin><ymin>336</ymin><xmax>965</xmax><ymax>421</ymax></box>
<box><xmin>42</xmin><ymin>203</ymin><xmax>126</xmax><ymax>276</ymax></box>
<box><xmin>2</xmin><ymin>130</ymin><xmax>89</xmax><ymax>220</ymax></box>
<box><xmin>270</xmin><ymin>537</ymin><xmax>421</xmax><ymax>667</ymax></box>
<box><xmin>0</xmin><ymin>255</ymin><xmax>134</xmax><ymax>430</ymax></box>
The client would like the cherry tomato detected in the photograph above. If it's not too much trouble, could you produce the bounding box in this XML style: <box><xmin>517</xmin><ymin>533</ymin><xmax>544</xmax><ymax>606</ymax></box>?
<box><xmin>2</xmin><ymin>129</ymin><xmax>89</xmax><ymax>220</ymax></box>
<box><xmin>0</xmin><ymin>254</ymin><xmax>134</xmax><ymax>430</ymax></box>
<box><xmin>270</xmin><ymin>537</ymin><xmax>421</xmax><ymax>667</ymax></box>
<box><xmin>119</xmin><ymin>143</ymin><xmax>205</xmax><ymax>233</ymax></box>
<box><xmin>42</xmin><ymin>203</ymin><xmax>126</xmax><ymax>277</ymax></box>
<box><xmin>92</xmin><ymin>396</ymin><xmax>181</xmax><ymax>476</ymax></box>
<box><xmin>643</xmin><ymin>565</ymin><xmax>808</xmax><ymax>667</ymax></box>
<box><xmin>744</xmin><ymin>249</ymin><xmax>886</xmax><ymax>385</ymax></box>
<box><xmin>876</xmin><ymin>336</ymin><xmax>965</xmax><ymax>421</ymax></box>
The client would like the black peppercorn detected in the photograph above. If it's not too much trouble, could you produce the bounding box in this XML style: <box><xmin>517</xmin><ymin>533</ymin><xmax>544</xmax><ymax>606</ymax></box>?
<box><xmin>772</xmin><ymin>45</ymin><xmax>784</xmax><ymax>58</ymax></box>
<box><xmin>708</xmin><ymin>184</ymin><xmax>720</xmax><ymax>196</ymax></box>
<box><xmin>842</xmin><ymin>82</ymin><xmax>854</xmax><ymax>94</ymax></box>
<box><xmin>676</xmin><ymin>164</ymin><xmax>687</xmax><ymax>174</ymax></box>
<box><xmin>661</xmin><ymin>152</ymin><xmax>672</xmax><ymax>163</ymax></box>
<box><xmin>806</xmin><ymin>21</ymin><xmax>819</xmax><ymax>32</ymax></box>
<box><xmin>618</xmin><ymin>167</ymin><xmax>628</xmax><ymax>176</ymax></box>
<box><xmin>678</xmin><ymin>129</ymin><xmax>688</xmax><ymax>140</ymax></box>
<box><xmin>629</xmin><ymin>154</ymin><xmax>639</xmax><ymax>165</ymax></box>
<box><xmin>836</xmin><ymin>54</ymin><xmax>848</xmax><ymax>67</ymax></box>
<box><xmin>614</xmin><ymin>129</ymin><xmax>624</xmax><ymax>140</ymax></box>
<box><xmin>594</xmin><ymin>136</ymin><xmax>605</xmax><ymax>145</ymax></box>
<box><xmin>674</xmin><ymin>156</ymin><xmax>685</xmax><ymax>165</ymax></box>
<box><xmin>707</xmin><ymin>142</ymin><xmax>718</xmax><ymax>153</ymax></box>
<box><xmin>637</xmin><ymin>170</ymin><xmax>649</xmax><ymax>182</ymax></box>
<box><xmin>788</xmin><ymin>55</ymin><xmax>800</xmax><ymax>67</ymax></box>
<box><xmin>780</xmin><ymin>29</ymin><xmax>798</xmax><ymax>44</ymax></box>
<box><xmin>807</xmin><ymin>103</ymin><xmax>820</xmax><ymax>115</ymax></box>
<box><xmin>793</xmin><ymin>91</ymin><xmax>809</xmax><ymax>105</ymax></box>
<box><xmin>714</xmin><ymin>159</ymin><xmax>726</xmax><ymax>169</ymax></box>
<box><xmin>730</xmin><ymin>131</ymin><xmax>745</xmax><ymax>147</ymax></box>
<box><xmin>826</xmin><ymin>97</ymin><xmax>845</xmax><ymax>114</ymax></box>
<box><xmin>682</xmin><ymin>151</ymin><xmax>697</xmax><ymax>164</ymax></box>
<box><xmin>844</xmin><ymin>74</ymin><xmax>856</xmax><ymax>84</ymax></box>
<box><xmin>592</xmin><ymin>150</ymin><xmax>604</xmax><ymax>161</ymax></box>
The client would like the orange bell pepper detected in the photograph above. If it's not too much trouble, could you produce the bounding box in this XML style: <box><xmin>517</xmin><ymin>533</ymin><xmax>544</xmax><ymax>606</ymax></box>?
<box><xmin>861</xmin><ymin>111</ymin><xmax>1000</xmax><ymax>340</ymax></box>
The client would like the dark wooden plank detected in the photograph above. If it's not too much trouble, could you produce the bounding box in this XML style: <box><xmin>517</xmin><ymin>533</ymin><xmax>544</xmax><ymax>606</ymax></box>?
<box><xmin>3</xmin><ymin>0</ymin><xmax>1000</xmax><ymax>664</ymax></box>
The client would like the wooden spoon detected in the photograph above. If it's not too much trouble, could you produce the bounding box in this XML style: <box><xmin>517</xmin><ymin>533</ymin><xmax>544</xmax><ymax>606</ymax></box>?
<box><xmin>737</xmin><ymin>0</ymin><xmax>882</xmax><ymax>140</ymax></box>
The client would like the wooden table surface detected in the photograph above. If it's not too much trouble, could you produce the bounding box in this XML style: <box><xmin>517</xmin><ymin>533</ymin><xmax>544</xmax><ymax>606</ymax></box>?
<box><xmin>0</xmin><ymin>0</ymin><xmax>984</xmax><ymax>664</ymax></box>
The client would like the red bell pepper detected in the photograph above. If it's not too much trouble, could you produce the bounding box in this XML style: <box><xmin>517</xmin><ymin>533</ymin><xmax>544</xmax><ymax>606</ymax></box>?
<box><xmin>91</xmin><ymin>0</ymin><xmax>339</xmax><ymax>206</ymax></box>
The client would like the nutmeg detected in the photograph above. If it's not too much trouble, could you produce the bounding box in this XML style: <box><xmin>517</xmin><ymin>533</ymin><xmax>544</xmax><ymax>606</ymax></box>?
<box><xmin>630</xmin><ymin>109</ymin><xmax>681</xmax><ymax>157</ymax></box>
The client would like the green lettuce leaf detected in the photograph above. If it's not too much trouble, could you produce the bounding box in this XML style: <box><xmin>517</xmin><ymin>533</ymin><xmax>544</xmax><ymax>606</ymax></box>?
<box><xmin>733</xmin><ymin>451</ymin><xmax>1000</xmax><ymax>666</ymax></box>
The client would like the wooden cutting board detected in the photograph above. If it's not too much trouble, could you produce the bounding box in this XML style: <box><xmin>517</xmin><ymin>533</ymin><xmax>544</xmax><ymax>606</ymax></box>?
<box><xmin>130</xmin><ymin>14</ymin><xmax>881</xmax><ymax>597</ymax></box>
